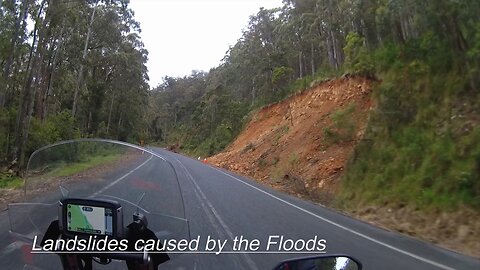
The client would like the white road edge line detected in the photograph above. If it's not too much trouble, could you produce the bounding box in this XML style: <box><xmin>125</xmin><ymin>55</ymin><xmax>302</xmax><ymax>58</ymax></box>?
<box><xmin>91</xmin><ymin>155</ymin><xmax>153</xmax><ymax>197</ymax></box>
<box><xmin>210</xmin><ymin>166</ymin><xmax>455</xmax><ymax>270</ymax></box>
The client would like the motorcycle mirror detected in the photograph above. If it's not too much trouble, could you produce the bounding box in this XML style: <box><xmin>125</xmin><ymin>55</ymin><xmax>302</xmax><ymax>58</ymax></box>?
<box><xmin>272</xmin><ymin>255</ymin><xmax>362</xmax><ymax>270</ymax></box>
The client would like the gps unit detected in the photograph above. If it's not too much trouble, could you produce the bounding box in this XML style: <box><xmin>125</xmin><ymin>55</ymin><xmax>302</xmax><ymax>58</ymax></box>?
<box><xmin>59</xmin><ymin>198</ymin><xmax>123</xmax><ymax>238</ymax></box>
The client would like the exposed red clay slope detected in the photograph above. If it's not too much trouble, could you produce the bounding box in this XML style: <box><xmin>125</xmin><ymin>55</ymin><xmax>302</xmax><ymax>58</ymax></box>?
<box><xmin>210</xmin><ymin>77</ymin><xmax>373</xmax><ymax>203</ymax></box>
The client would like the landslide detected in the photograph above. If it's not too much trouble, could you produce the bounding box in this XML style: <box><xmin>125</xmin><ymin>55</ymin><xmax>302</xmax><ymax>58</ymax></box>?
<box><xmin>211</xmin><ymin>76</ymin><xmax>373</xmax><ymax>202</ymax></box>
<box><xmin>209</xmin><ymin>76</ymin><xmax>480</xmax><ymax>258</ymax></box>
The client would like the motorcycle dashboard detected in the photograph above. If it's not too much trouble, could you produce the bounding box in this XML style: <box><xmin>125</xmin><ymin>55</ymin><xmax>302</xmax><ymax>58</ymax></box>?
<box><xmin>59</xmin><ymin>198</ymin><xmax>123</xmax><ymax>238</ymax></box>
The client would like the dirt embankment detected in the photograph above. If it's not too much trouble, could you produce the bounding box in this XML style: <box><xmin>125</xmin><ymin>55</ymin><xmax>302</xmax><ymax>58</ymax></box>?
<box><xmin>209</xmin><ymin>77</ymin><xmax>480</xmax><ymax>258</ymax></box>
<box><xmin>210</xmin><ymin>77</ymin><xmax>373</xmax><ymax>203</ymax></box>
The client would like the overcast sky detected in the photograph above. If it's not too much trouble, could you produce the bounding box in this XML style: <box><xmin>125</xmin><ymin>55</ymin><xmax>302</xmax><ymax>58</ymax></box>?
<box><xmin>129</xmin><ymin>0</ymin><xmax>283</xmax><ymax>88</ymax></box>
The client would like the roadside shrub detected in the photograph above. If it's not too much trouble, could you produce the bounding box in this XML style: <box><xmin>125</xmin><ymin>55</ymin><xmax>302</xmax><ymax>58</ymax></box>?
<box><xmin>258</xmin><ymin>158</ymin><xmax>267</xmax><ymax>168</ymax></box>
<box><xmin>213</xmin><ymin>124</ymin><xmax>233</xmax><ymax>151</ymax></box>
<box><xmin>324</xmin><ymin>103</ymin><xmax>357</xmax><ymax>144</ymax></box>
<box><xmin>323</xmin><ymin>127</ymin><xmax>340</xmax><ymax>144</ymax></box>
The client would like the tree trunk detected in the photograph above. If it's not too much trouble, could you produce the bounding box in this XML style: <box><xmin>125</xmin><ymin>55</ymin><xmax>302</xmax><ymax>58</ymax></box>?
<box><xmin>251</xmin><ymin>77</ymin><xmax>256</xmax><ymax>106</ymax></box>
<box><xmin>448</xmin><ymin>15</ymin><xmax>468</xmax><ymax>53</ymax></box>
<box><xmin>298</xmin><ymin>50</ymin><xmax>303</xmax><ymax>78</ymax></box>
<box><xmin>310</xmin><ymin>42</ymin><xmax>315</xmax><ymax>76</ymax></box>
<box><xmin>330</xmin><ymin>30</ymin><xmax>340</xmax><ymax>70</ymax></box>
<box><xmin>117</xmin><ymin>110</ymin><xmax>123</xmax><ymax>135</ymax></box>
<box><xmin>72</xmin><ymin>4</ymin><xmax>96</xmax><ymax>117</ymax></box>
<box><xmin>35</xmin><ymin>44</ymin><xmax>52</xmax><ymax>119</ymax></box>
<box><xmin>42</xmin><ymin>22</ymin><xmax>65</xmax><ymax>120</ymax></box>
<box><xmin>107</xmin><ymin>91</ymin><xmax>115</xmax><ymax>135</ymax></box>
<box><xmin>326</xmin><ymin>30</ymin><xmax>336</xmax><ymax>69</ymax></box>
<box><xmin>163</xmin><ymin>121</ymin><xmax>168</xmax><ymax>142</ymax></box>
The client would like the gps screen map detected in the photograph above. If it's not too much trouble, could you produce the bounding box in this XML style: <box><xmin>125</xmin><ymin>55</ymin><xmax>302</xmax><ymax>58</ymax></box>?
<box><xmin>67</xmin><ymin>204</ymin><xmax>113</xmax><ymax>236</ymax></box>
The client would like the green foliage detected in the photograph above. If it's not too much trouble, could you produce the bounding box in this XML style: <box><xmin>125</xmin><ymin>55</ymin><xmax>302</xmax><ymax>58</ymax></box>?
<box><xmin>342</xmin><ymin>124</ymin><xmax>480</xmax><ymax>210</ymax></box>
<box><xmin>27</xmin><ymin>111</ymin><xmax>79</xmax><ymax>156</ymax></box>
<box><xmin>213</xmin><ymin>124</ymin><xmax>234</xmax><ymax>151</ymax></box>
<box><xmin>323</xmin><ymin>104</ymin><xmax>357</xmax><ymax>144</ymax></box>
<box><xmin>340</xmin><ymin>61</ymin><xmax>480</xmax><ymax>211</ymax></box>
<box><xmin>96</xmin><ymin>122</ymin><xmax>108</xmax><ymax>138</ymax></box>
<box><xmin>323</xmin><ymin>127</ymin><xmax>340</xmax><ymax>144</ymax></box>
<box><xmin>150</xmin><ymin>70</ymin><xmax>254</xmax><ymax>157</ymax></box>
<box><xmin>467</xmin><ymin>23</ymin><xmax>480</xmax><ymax>88</ymax></box>
<box><xmin>339</xmin><ymin>10</ymin><xmax>479</xmax><ymax>211</ymax></box>
<box><xmin>289</xmin><ymin>75</ymin><xmax>315</xmax><ymax>93</ymax></box>
<box><xmin>344</xmin><ymin>33</ymin><xmax>375</xmax><ymax>77</ymax></box>
<box><xmin>374</xmin><ymin>43</ymin><xmax>402</xmax><ymax>72</ymax></box>
<box><xmin>331</xmin><ymin>103</ymin><xmax>356</xmax><ymax>127</ymax></box>
<box><xmin>191</xmin><ymin>124</ymin><xmax>234</xmax><ymax>156</ymax></box>
<box><xmin>0</xmin><ymin>174</ymin><xmax>23</xmax><ymax>189</ymax></box>
<box><xmin>468</xmin><ymin>24</ymin><xmax>480</xmax><ymax>60</ymax></box>
<box><xmin>272</xmin><ymin>66</ymin><xmax>294</xmax><ymax>87</ymax></box>
<box><xmin>0</xmin><ymin>0</ymin><xmax>149</xmax><ymax>169</ymax></box>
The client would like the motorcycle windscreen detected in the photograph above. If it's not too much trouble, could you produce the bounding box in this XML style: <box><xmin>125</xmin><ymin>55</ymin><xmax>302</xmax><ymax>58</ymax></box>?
<box><xmin>6</xmin><ymin>139</ymin><xmax>189</xmax><ymax>269</ymax></box>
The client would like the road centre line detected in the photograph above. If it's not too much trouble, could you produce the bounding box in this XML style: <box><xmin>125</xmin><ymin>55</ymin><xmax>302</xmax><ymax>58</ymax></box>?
<box><xmin>168</xmin><ymin>154</ymin><xmax>259</xmax><ymax>270</ymax></box>
<box><xmin>91</xmin><ymin>155</ymin><xmax>153</xmax><ymax>196</ymax></box>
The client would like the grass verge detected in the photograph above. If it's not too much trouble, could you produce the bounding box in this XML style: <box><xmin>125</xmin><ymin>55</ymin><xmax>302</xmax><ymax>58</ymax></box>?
<box><xmin>47</xmin><ymin>154</ymin><xmax>122</xmax><ymax>177</ymax></box>
<box><xmin>0</xmin><ymin>174</ymin><xmax>23</xmax><ymax>189</ymax></box>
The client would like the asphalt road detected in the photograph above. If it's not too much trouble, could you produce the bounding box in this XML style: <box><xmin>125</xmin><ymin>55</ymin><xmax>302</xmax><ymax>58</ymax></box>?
<box><xmin>0</xmin><ymin>147</ymin><xmax>479</xmax><ymax>269</ymax></box>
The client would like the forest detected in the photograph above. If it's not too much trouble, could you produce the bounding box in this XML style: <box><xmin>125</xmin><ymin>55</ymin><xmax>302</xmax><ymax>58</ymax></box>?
<box><xmin>0</xmin><ymin>0</ymin><xmax>149</xmax><ymax>170</ymax></box>
<box><xmin>1</xmin><ymin>0</ymin><xmax>479</xmax><ymax>209</ymax></box>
